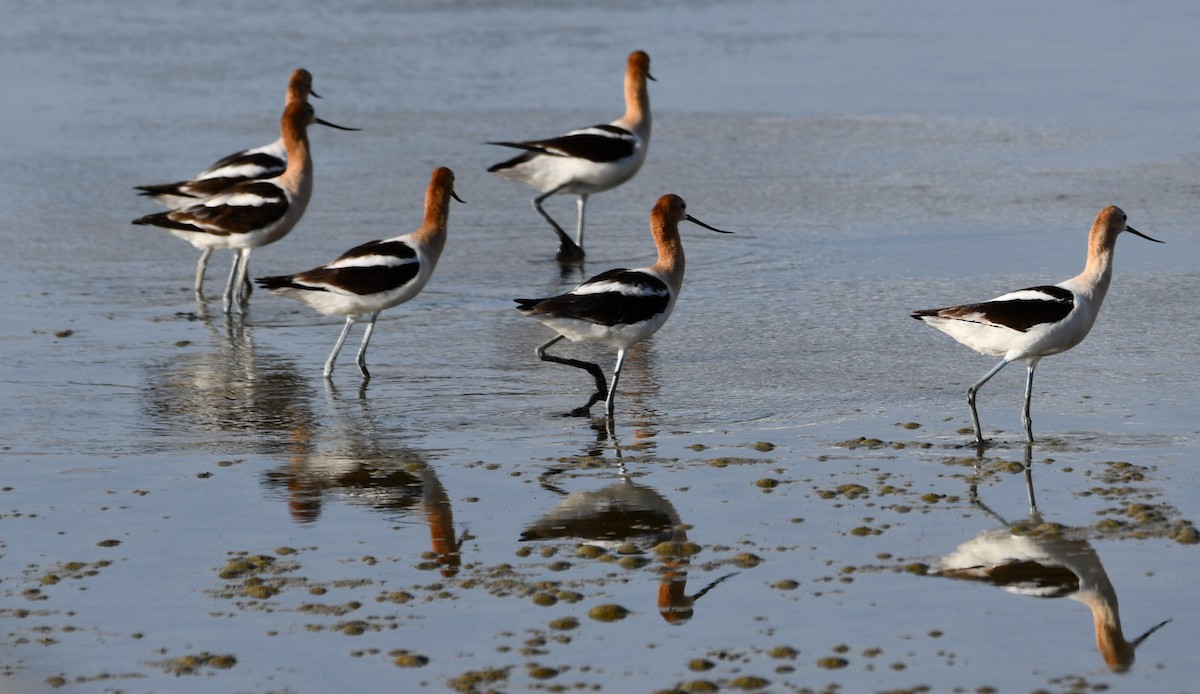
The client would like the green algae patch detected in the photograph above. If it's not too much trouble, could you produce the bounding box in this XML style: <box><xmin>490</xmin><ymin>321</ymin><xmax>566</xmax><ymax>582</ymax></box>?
<box><xmin>156</xmin><ymin>652</ymin><xmax>238</xmax><ymax>676</ymax></box>
<box><xmin>1169</xmin><ymin>521</ymin><xmax>1199</xmax><ymax>545</ymax></box>
<box><xmin>548</xmin><ymin>617</ymin><xmax>579</xmax><ymax>631</ymax></box>
<box><xmin>687</xmin><ymin>659</ymin><xmax>715</xmax><ymax>671</ymax></box>
<box><xmin>850</xmin><ymin>526</ymin><xmax>881</xmax><ymax>537</ymax></box>
<box><xmin>755</xmin><ymin>478</ymin><xmax>779</xmax><ymax>489</ymax></box>
<box><xmin>1009</xmin><ymin>521</ymin><xmax>1065</xmax><ymax>539</ymax></box>
<box><xmin>680</xmin><ymin>680</ymin><xmax>720</xmax><ymax>692</ymax></box>
<box><xmin>527</xmin><ymin>665</ymin><xmax>559</xmax><ymax>679</ymax></box>
<box><xmin>774</xmin><ymin>579</ymin><xmax>800</xmax><ymax>590</ymax></box>
<box><xmin>242</xmin><ymin>583</ymin><xmax>279</xmax><ymax>600</ymax></box>
<box><xmin>728</xmin><ymin>675</ymin><xmax>771</xmax><ymax>689</ymax></box>
<box><xmin>833</xmin><ymin>437</ymin><xmax>886</xmax><ymax>449</ymax></box>
<box><xmin>750</xmin><ymin>441</ymin><xmax>776</xmax><ymax>452</ymax></box>
<box><xmin>706</xmin><ymin>457</ymin><xmax>765</xmax><ymax>468</ymax></box>
<box><xmin>531</xmin><ymin>592</ymin><xmax>557</xmax><ymax>607</ymax></box>
<box><xmin>769</xmin><ymin>646</ymin><xmax>799</xmax><ymax>659</ymax></box>
<box><xmin>836</xmin><ymin>484</ymin><xmax>870</xmax><ymax>498</ymax></box>
<box><xmin>732</xmin><ymin>552</ymin><xmax>763</xmax><ymax>568</ymax></box>
<box><xmin>447</xmin><ymin>666</ymin><xmax>509</xmax><ymax>693</ymax></box>
<box><xmin>816</xmin><ymin>656</ymin><xmax>849</xmax><ymax>669</ymax></box>
<box><xmin>575</xmin><ymin>545</ymin><xmax>606</xmax><ymax>559</ymax></box>
<box><xmin>218</xmin><ymin>554</ymin><xmax>276</xmax><ymax>580</ymax></box>
<box><xmin>587</xmin><ymin>604</ymin><xmax>630</xmax><ymax>622</ymax></box>
<box><xmin>392</xmin><ymin>650</ymin><xmax>429</xmax><ymax>667</ymax></box>
<box><xmin>654</xmin><ymin>541</ymin><xmax>702</xmax><ymax>558</ymax></box>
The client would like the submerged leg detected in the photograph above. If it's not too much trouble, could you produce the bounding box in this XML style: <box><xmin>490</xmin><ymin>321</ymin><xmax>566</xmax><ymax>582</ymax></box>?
<box><xmin>355</xmin><ymin>312</ymin><xmax>380</xmax><ymax>380</ymax></box>
<box><xmin>1021</xmin><ymin>359</ymin><xmax>1040</xmax><ymax>444</ymax></box>
<box><xmin>194</xmin><ymin>247</ymin><xmax>212</xmax><ymax>296</ymax></box>
<box><xmin>574</xmin><ymin>194</ymin><xmax>590</xmax><ymax>250</ymax></box>
<box><xmin>222</xmin><ymin>249</ymin><xmax>252</xmax><ymax>314</ymax></box>
<box><xmin>966</xmin><ymin>358</ymin><xmax>1011</xmax><ymax>445</ymax></box>
<box><xmin>233</xmin><ymin>249</ymin><xmax>252</xmax><ymax>311</ymax></box>
<box><xmin>1022</xmin><ymin>444</ymin><xmax>1037</xmax><ymax>515</ymax></box>
<box><xmin>532</xmin><ymin>186</ymin><xmax>584</xmax><ymax>262</ymax></box>
<box><xmin>603</xmin><ymin>349</ymin><xmax>627</xmax><ymax>418</ymax></box>
<box><xmin>324</xmin><ymin>316</ymin><xmax>357</xmax><ymax>379</ymax></box>
<box><xmin>221</xmin><ymin>250</ymin><xmax>243</xmax><ymax>314</ymax></box>
<box><xmin>536</xmin><ymin>335</ymin><xmax>607</xmax><ymax>416</ymax></box>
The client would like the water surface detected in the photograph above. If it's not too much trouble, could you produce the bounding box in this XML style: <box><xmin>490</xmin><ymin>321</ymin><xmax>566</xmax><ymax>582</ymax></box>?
<box><xmin>3</xmin><ymin>1</ymin><xmax>1199</xmax><ymax>692</ymax></box>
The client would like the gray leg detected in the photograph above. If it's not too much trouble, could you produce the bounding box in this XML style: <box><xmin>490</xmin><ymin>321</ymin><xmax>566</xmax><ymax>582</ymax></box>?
<box><xmin>604</xmin><ymin>349</ymin><xmax>627</xmax><ymax>418</ymax></box>
<box><xmin>536</xmin><ymin>335</ymin><xmax>607</xmax><ymax>416</ymax></box>
<box><xmin>532</xmin><ymin>186</ymin><xmax>584</xmax><ymax>262</ymax></box>
<box><xmin>966</xmin><ymin>358</ymin><xmax>1010</xmax><ymax>445</ymax></box>
<box><xmin>574</xmin><ymin>194</ymin><xmax>589</xmax><ymax>249</ymax></box>
<box><xmin>355</xmin><ymin>312</ymin><xmax>380</xmax><ymax>380</ymax></box>
<box><xmin>324</xmin><ymin>316</ymin><xmax>357</xmax><ymax>378</ymax></box>
<box><xmin>194</xmin><ymin>247</ymin><xmax>212</xmax><ymax>295</ymax></box>
<box><xmin>233</xmin><ymin>249</ymin><xmax>252</xmax><ymax>312</ymax></box>
<box><xmin>1021</xmin><ymin>359</ymin><xmax>1040</xmax><ymax>444</ymax></box>
<box><xmin>221</xmin><ymin>250</ymin><xmax>243</xmax><ymax>314</ymax></box>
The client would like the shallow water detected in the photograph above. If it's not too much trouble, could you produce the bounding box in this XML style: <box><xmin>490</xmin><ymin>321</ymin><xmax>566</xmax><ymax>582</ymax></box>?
<box><xmin>3</xmin><ymin>1</ymin><xmax>1200</xmax><ymax>692</ymax></box>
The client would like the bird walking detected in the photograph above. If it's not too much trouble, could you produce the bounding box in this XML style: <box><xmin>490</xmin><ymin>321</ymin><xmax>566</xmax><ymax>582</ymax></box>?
<box><xmin>911</xmin><ymin>206</ymin><xmax>1162</xmax><ymax>445</ymax></box>
<box><xmin>516</xmin><ymin>194</ymin><xmax>731</xmax><ymax>417</ymax></box>
<box><xmin>488</xmin><ymin>50</ymin><xmax>653</xmax><ymax>262</ymax></box>
<box><xmin>133</xmin><ymin>69</ymin><xmax>358</xmax><ymax>296</ymax></box>
<box><xmin>133</xmin><ymin>101</ymin><xmax>356</xmax><ymax>314</ymax></box>
<box><xmin>255</xmin><ymin>167</ymin><xmax>462</xmax><ymax>380</ymax></box>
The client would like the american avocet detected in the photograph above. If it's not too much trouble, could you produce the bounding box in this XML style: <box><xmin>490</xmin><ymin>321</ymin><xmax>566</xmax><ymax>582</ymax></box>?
<box><xmin>912</xmin><ymin>206</ymin><xmax>1162</xmax><ymax>445</ymax></box>
<box><xmin>516</xmin><ymin>194</ymin><xmax>730</xmax><ymax>417</ymax></box>
<box><xmin>488</xmin><ymin>50</ymin><xmax>653</xmax><ymax>261</ymax></box>
<box><xmin>134</xmin><ymin>101</ymin><xmax>356</xmax><ymax>314</ymax></box>
<box><xmin>255</xmin><ymin>167</ymin><xmax>462</xmax><ymax>380</ymax></box>
<box><xmin>134</xmin><ymin>69</ymin><xmax>359</xmax><ymax>296</ymax></box>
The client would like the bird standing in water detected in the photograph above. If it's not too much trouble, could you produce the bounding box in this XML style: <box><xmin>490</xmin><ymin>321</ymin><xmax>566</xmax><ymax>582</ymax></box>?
<box><xmin>912</xmin><ymin>205</ymin><xmax>1162</xmax><ymax>444</ymax></box>
<box><xmin>517</xmin><ymin>194</ymin><xmax>731</xmax><ymax>417</ymax></box>
<box><xmin>489</xmin><ymin>50</ymin><xmax>653</xmax><ymax>262</ymax></box>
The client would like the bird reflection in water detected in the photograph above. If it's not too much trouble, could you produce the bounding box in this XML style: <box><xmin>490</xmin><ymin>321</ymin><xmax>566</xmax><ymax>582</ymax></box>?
<box><xmin>522</xmin><ymin>423</ymin><xmax>735</xmax><ymax>623</ymax></box>
<box><xmin>141</xmin><ymin>314</ymin><xmax>316</xmax><ymax>454</ymax></box>
<box><xmin>928</xmin><ymin>445</ymin><xmax>1170</xmax><ymax>672</ymax></box>
<box><xmin>261</xmin><ymin>388</ymin><xmax>466</xmax><ymax>576</ymax></box>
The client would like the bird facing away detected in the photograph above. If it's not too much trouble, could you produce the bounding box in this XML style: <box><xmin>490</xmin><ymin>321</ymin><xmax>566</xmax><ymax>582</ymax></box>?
<box><xmin>516</xmin><ymin>194</ymin><xmax>731</xmax><ymax>418</ymax></box>
<box><xmin>133</xmin><ymin>101</ymin><xmax>356</xmax><ymax>314</ymax></box>
<box><xmin>911</xmin><ymin>205</ymin><xmax>1162</xmax><ymax>445</ymax></box>
<box><xmin>488</xmin><ymin>50</ymin><xmax>653</xmax><ymax>262</ymax></box>
<box><xmin>133</xmin><ymin>69</ymin><xmax>359</xmax><ymax>296</ymax></box>
<box><xmin>255</xmin><ymin>167</ymin><xmax>462</xmax><ymax>380</ymax></box>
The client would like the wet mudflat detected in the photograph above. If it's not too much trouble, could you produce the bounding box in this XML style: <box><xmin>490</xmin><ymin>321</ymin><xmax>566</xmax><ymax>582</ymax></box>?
<box><xmin>3</xmin><ymin>0</ymin><xmax>1200</xmax><ymax>692</ymax></box>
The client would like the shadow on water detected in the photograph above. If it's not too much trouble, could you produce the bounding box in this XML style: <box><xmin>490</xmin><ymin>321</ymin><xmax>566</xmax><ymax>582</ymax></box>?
<box><xmin>925</xmin><ymin>445</ymin><xmax>1172</xmax><ymax>673</ymax></box>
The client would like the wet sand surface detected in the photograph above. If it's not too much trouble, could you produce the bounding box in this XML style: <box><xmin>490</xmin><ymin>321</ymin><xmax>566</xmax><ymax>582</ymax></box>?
<box><xmin>3</xmin><ymin>1</ymin><xmax>1200</xmax><ymax>692</ymax></box>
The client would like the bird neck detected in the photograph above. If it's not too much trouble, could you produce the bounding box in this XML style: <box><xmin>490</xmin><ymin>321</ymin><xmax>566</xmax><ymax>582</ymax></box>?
<box><xmin>413</xmin><ymin>184</ymin><xmax>452</xmax><ymax>261</ymax></box>
<box><xmin>1076</xmin><ymin>229</ymin><xmax>1116</xmax><ymax>301</ymax></box>
<box><xmin>651</xmin><ymin>223</ymin><xmax>684</xmax><ymax>292</ymax></box>
<box><xmin>277</xmin><ymin>118</ymin><xmax>312</xmax><ymax>196</ymax></box>
<box><xmin>619</xmin><ymin>66</ymin><xmax>651</xmax><ymax>139</ymax></box>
